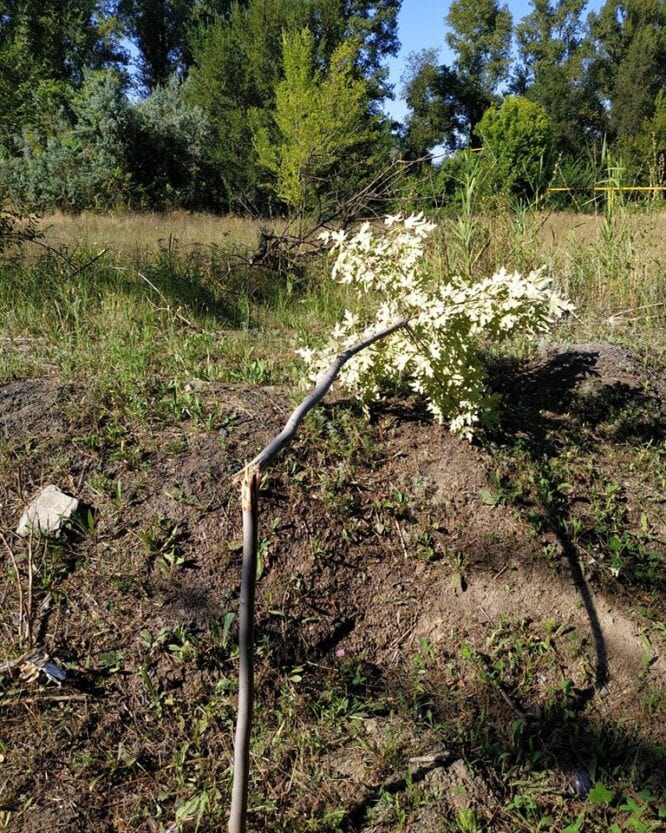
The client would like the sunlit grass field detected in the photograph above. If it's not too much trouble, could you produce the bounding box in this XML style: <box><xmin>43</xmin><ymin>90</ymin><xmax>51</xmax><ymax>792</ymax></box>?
<box><xmin>1</xmin><ymin>204</ymin><xmax>665</xmax><ymax>406</ymax></box>
<box><xmin>1</xmin><ymin>211</ymin><xmax>335</xmax><ymax>410</ymax></box>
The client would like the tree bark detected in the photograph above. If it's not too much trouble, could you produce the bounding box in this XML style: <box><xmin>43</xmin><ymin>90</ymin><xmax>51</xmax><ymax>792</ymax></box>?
<box><xmin>227</xmin><ymin>468</ymin><xmax>259</xmax><ymax>833</ymax></box>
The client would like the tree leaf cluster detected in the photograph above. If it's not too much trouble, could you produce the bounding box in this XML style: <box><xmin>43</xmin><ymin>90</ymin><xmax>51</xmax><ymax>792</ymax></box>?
<box><xmin>0</xmin><ymin>0</ymin><xmax>401</xmax><ymax>215</ymax></box>
<box><xmin>2</xmin><ymin>0</ymin><xmax>666</xmax><ymax>215</ymax></box>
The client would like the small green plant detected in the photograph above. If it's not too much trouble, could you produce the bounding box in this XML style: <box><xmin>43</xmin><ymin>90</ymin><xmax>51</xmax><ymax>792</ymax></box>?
<box><xmin>167</xmin><ymin>626</ymin><xmax>198</xmax><ymax>662</ymax></box>
<box><xmin>456</xmin><ymin>808</ymin><xmax>478</xmax><ymax>833</ymax></box>
<box><xmin>449</xmin><ymin>151</ymin><xmax>487</xmax><ymax>280</ymax></box>
<box><xmin>140</xmin><ymin>516</ymin><xmax>187</xmax><ymax>573</ymax></box>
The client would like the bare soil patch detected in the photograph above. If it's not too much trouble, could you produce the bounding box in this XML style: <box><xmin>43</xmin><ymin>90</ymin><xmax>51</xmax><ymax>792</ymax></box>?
<box><xmin>0</xmin><ymin>342</ymin><xmax>664</xmax><ymax>832</ymax></box>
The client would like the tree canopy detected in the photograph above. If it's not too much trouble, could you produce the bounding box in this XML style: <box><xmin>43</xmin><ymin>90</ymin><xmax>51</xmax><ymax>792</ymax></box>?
<box><xmin>1</xmin><ymin>0</ymin><xmax>665</xmax><ymax>214</ymax></box>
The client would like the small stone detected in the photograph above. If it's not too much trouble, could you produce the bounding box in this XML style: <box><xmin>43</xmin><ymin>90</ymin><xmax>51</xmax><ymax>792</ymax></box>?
<box><xmin>16</xmin><ymin>485</ymin><xmax>79</xmax><ymax>538</ymax></box>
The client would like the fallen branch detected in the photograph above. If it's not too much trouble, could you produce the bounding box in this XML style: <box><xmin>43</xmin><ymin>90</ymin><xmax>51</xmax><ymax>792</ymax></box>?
<box><xmin>241</xmin><ymin>155</ymin><xmax>422</xmax><ymax>273</ymax></box>
<box><xmin>227</xmin><ymin>318</ymin><xmax>409</xmax><ymax>833</ymax></box>
<box><xmin>28</xmin><ymin>238</ymin><xmax>108</xmax><ymax>278</ymax></box>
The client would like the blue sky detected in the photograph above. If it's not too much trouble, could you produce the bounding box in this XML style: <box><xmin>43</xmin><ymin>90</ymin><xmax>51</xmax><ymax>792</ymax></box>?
<box><xmin>384</xmin><ymin>0</ymin><xmax>605</xmax><ymax>122</ymax></box>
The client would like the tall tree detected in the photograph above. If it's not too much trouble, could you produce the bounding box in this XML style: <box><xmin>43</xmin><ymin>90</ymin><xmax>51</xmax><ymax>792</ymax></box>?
<box><xmin>117</xmin><ymin>0</ymin><xmax>195</xmax><ymax>90</ymax></box>
<box><xmin>589</xmin><ymin>0</ymin><xmax>666</xmax><ymax>144</ymax></box>
<box><xmin>308</xmin><ymin>0</ymin><xmax>401</xmax><ymax>102</ymax></box>
<box><xmin>514</xmin><ymin>0</ymin><xmax>605</xmax><ymax>155</ymax></box>
<box><xmin>116</xmin><ymin>0</ymin><xmax>244</xmax><ymax>91</ymax></box>
<box><xmin>401</xmin><ymin>0</ymin><xmax>511</xmax><ymax>154</ymax></box>
<box><xmin>253</xmin><ymin>27</ymin><xmax>374</xmax><ymax>220</ymax></box>
<box><xmin>185</xmin><ymin>0</ymin><xmax>306</xmax><ymax>210</ymax></box>
<box><xmin>0</xmin><ymin>0</ymin><xmax>122</xmax><ymax>85</ymax></box>
<box><xmin>445</xmin><ymin>0</ymin><xmax>513</xmax><ymax>143</ymax></box>
<box><xmin>400</xmin><ymin>49</ymin><xmax>461</xmax><ymax>157</ymax></box>
<box><xmin>185</xmin><ymin>0</ymin><xmax>400</xmax><ymax>211</ymax></box>
<box><xmin>0</xmin><ymin>0</ymin><xmax>124</xmax><ymax>148</ymax></box>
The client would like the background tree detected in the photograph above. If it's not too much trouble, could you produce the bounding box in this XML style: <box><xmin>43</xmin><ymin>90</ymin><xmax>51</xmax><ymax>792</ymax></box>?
<box><xmin>186</xmin><ymin>0</ymin><xmax>400</xmax><ymax>212</ymax></box>
<box><xmin>514</xmin><ymin>0</ymin><xmax>605</xmax><ymax>156</ymax></box>
<box><xmin>307</xmin><ymin>0</ymin><xmax>401</xmax><ymax>103</ymax></box>
<box><xmin>445</xmin><ymin>0</ymin><xmax>513</xmax><ymax>144</ymax></box>
<box><xmin>131</xmin><ymin>76</ymin><xmax>218</xmax><ymax>208</ymax></box>
<box><xmin>401</xmin><ymin>0</ymin><xmax>512</xmax><ymax>156</ymax></box>
<box><xmin>253</xmin><ymin>27</ymin><xmax>375</xmax><ymax>224</ymax></box>
<box><xmin>475</xmin><ymin>95</ymin><xmax>555</xmax><ymax>198</ymax></box>
<box><xmin>117</xmin><ymin>0</ymin><xmax>195</xmax><ymax>91</ymax></box>
<box><xmin>0</xmin><ymin>0</ymin><xmax>124</xmax><ymax>150</ymax></box>
<box><xmin>400</xmin><ymin>49</ymin><xmax>461</xmax><ymax>158</ymax></box>
<box><xmin>0</xmin><ymin>68</ymin><xmax>215</xmax><ymax>212</ymax></box>
<box><xmin>1</xmin><ymin>69</ymin><xmax>132</xmax><ymax>211</ymax></box>
<box><xmin>185</xmin><ymin>0</ymin><xmax>306</xmax><ymax>211</ymax></box>
<box><xmin>589</xmin><ymin>0</ymin><xmax>666</xmax><ymax>159</ymax></box>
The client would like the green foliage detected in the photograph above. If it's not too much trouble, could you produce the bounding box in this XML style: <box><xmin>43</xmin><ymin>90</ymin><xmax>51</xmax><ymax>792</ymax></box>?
<box><xmin>514</xmin><ymin>0</ymin><xmax>604</xmax><ymax>157</ymax></box>
<box><xmin>0</xmin><ymin>70</ymin><xmax>216</xmax><ymax>212</ymax></box>
<box><xmin>185</xmin><ymin>0</ymin><xmax>307</xmax><ymax>211</ymax></box>
<box><xmin>643</xmin><ymin>90</ymin><xmax>666</xmax><ymax>185</ymax></box>
<box><xmin>589</xmin><ymin>0</ymin><xmax>666</xmax><ymax>153</ymax></box>
<box><xmin>446</xmin><ymin>0</ymin><xmax>513</xmax><ymax>95</ymax></box>
<box><xmin>117</xmin><ymin>0</ymin><xmax>196</xmax><ymax>91</ymax></box>
<box><xmin>401</xmin><ymin>0</ymin><xmax>513</xmax><ymax>155</ymax></box>
<box><xmin>476</xmin><ymin>95</ymin><xmax>555</xmax><ymax>198</ymax></box>
<box><xmin>0</xmin><ymin>0</ymin><xmax>123</xmax><ymax>87</ymax></box>
<box><xmin>1</xmin><ymin>70</ymin><xmax>132</xmax><ymax>211</ymax></box>
<box><xmin>253</xmin><ymin>28</ymin><xmax>374</xmax><ymax>219</ymax></box>
<box><xmin>445</xmin><ymin>0</ymin><xmax>513</xmax><ymax>140</ymax></box>
<box><xmin>401</xmin><ymin>50</ymin><xmax>461</xmax><ymax>157</ymax></box>
<box><xmin>132</xmin><ymin>76</ymin><xmax>218</xmax><ymax>209</ymax></box>
<box><xmin>186</xmin><ymin>0</ymin><xmax>399</xmax><ymax>212</ymax></box>
<box><xmin>0</xmin><ymin>0</ymin><xmax>124</xmax><ymax>148</ymax></box>
<box><xmin>307</xmin><ymin>0</ymin><xmax>401</xmax><ymax>103</ymax></box>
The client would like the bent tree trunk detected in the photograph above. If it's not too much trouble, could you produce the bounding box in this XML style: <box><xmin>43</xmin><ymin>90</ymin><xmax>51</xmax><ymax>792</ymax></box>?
<box><xmin>227</xmin><ymin>319</ymin><xmax>408</xmax><ymax>833</ymax></box>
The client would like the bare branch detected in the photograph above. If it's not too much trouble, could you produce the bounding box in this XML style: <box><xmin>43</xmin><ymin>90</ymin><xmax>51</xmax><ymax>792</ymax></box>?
<box><xmin>227</xmin><ymin>316</ymin><xmax>409</xmax><ymax>833</ymax></box>
<box><xmin>234</xmin><ymin>318</ymin><xmax>409</xmax><ymax>478</ymax></box>
<box><xmin>227</xmin><ymin>468</ymin><xmax>259</xmax><ymax>833</ymax></box>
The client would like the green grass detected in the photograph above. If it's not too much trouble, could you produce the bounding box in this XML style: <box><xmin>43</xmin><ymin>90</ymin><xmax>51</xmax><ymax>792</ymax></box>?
<box><xmin>0</xmin><ymin>240</ymin><xmax>349</xmax><ymax>425</ymax></box>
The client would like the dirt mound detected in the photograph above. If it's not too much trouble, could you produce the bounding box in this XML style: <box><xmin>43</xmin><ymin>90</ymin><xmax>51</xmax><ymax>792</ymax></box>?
<box><xmin>0</xmin><ymin>378</ymin><xmax>68</xmax><ymax>439</ymax></box>
<box><xmin>0</xmin><ymin>342</ymin><xmax>664</xmax><ymax>832</ymax></box>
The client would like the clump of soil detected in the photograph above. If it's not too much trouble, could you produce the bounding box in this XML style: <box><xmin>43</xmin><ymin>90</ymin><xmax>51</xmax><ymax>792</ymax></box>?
<box><xmin>0</xmin><ymin>342</ymin><xmax>664</xmax><ymax>832</ymax></box>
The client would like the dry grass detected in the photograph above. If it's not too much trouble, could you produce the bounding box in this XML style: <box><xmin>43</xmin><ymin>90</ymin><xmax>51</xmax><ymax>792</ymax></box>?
<box><xmin>35</xmin><ymin>210</ymin><xmax>282</xmax><ymax>259</ymax></box>
<box><xmin>538</xmin><ymin>207</ymin><xmax>666</xmax><ymax>244</ymax></box>
<box><xmin>426</xmin><ymin>205</ymin><xmax>666</xmax><ymax>364</ymax></box>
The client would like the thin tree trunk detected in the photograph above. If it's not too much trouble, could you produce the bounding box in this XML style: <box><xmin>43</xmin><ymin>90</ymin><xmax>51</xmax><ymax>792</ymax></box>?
<box><xmin>228</xmin><ymin>467</ymin><xmax>259</xmax><ymax>833</ymax></box>
<box><xmin>227</xmin><ymin>318</ymin><xmax>409</xmax><ymax>833</ymax></box>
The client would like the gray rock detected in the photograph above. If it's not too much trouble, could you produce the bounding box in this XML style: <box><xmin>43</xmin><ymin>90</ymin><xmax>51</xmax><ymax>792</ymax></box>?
<box><xmin>16</xmin><ymin>485</ymin><xmax>79</xmax><ymax>538</ymax></box>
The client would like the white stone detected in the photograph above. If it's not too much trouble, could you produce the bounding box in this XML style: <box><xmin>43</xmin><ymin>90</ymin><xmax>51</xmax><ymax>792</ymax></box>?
<box><xmin>16</xmin><ymin>485</ymin><xmax>79</xmax><ymax>538</ymax></box>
